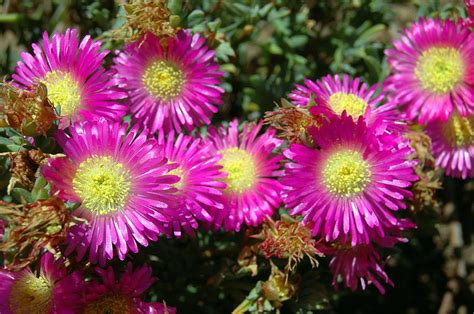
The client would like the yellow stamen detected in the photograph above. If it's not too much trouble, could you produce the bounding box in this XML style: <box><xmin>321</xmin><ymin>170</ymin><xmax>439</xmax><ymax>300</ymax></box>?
<box><xmin>442</xmin><ymin>113</ymin><xmax>474</xmax><ymax>148</ymax></box>
<box><xmin>322</xmin><ymin>150</ymin><xmax>371</xmax><ymax>197</ymax></box>
<box><xmin>415</xmin><ymin>47</ymin><xmax>464</xmax><ymax>94</ymax></box>
<box><xmin>219</xmin><ymin>148</ymin><xmax>257</xmax><ymax>193</ymax></box>
<box><xmin>328</xmin><ymin>92</ymin><xmax>368</xmax><ymax>118</ymax></box>
<box><xmin>84</xmin><ymin>294</ymin><xmax>131</xmax><ymax>314</ymax></box>
<box><xmin>169</xmin><ymin>166</ymin><xmax>185</xmax><ymax>190</ymax></box>
<box><xmin>142</xmin><ymin>60</ymin><xmax>185</xmax><ymax>101</ymax></box>
<box><xmin>42</xmin><ymin>71</ymin><xmax>81</xmax><ymax>115</ymax></box>
<box><xmin>72</xmin><ymin>156</ymin><xmax>131</xmax><ymax>215</ymax></box>
<box><xmin>9</xmin><ymin>272</ymin><xmax>52</xmax><ymax>313</ymax></box>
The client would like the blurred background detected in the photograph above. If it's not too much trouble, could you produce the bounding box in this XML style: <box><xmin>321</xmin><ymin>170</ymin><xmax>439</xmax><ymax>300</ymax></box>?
<box><xmin>1</xmin><ymin>0</ymin><xmax>473</xmax><ymax>313</ymax></box>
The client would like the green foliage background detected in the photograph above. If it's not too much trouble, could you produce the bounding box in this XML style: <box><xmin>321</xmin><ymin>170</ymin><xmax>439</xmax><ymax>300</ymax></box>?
<box><xmin>1</xmin><ymin>0</ymin><xmax>473</xmax><ymax>313</ymax></box>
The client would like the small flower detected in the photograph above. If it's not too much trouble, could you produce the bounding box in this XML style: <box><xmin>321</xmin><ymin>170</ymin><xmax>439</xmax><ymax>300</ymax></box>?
<box><xmin>0</xmin><ymin>252</ymin><xmax>84</xmax><ymax>313</ymax></box>
<box><xmin>156</xmin><ymin>131</ymin><xmax>226</xmax><ymax>237</ymax></box>
<box><xmin>12</xmin><ymin>29</ymin><xmax>127</xmax><ymax>125</ymax></box>
<box><xmin>385</xmin><ymin>18</ymin><xmax>474</xmax><ymax>123</ymax></box>
<box><xmin>425</xmin><ymin>112</ymin><xmax>474</xmax><ymax>178</ymax></box>
<box><xmin>113</xmin><ymin>29</ymin><xmax>224</xmax><ymax>133</ymax></box>
<box><xmin>0</xmin><ymin>83</ymin><xmax>56</xmax><ymax>136</ymax></box>
<box><xmin>282</xmin><ymin>114</ymin><xmax>417</xmax><ymax>246</ymax></box>
<box><xmin>42</xmin><ymin>119</ymin><xmax>178</xmax><ymax>265</ymax></box>
<box><xmin>256</xmin><ymin>216</ymin><xmax>323</xmax><ymax>272</ymax></box>
<box><xmin>0</xmin><ymin>197</ymin><xmax>71</xmax><ymax>271</ymax></box>
<box><xmin>289</xmin><ymin>74</ymin><xmax>402</xmax><ymax>133</ymax></box>
<box><xmin>324</xmin><ymin>243</ymin><xmax>393</xmax><ymax>294</ymax></box>
<box><xmin>80</xmin><ymin>263</ymin><xmax>175</xmax><ymax>314</ymax></box>
<box><xmin>204</xmin><ymin>120</ymin><xmax>283</xmax><ymax>231</ymax></box>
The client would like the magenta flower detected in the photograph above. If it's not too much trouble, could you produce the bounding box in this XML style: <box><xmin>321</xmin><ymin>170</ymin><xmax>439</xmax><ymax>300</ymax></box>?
<box><xmin>324</xmin><ymin>243</ymin><xmax>393</xmax><ymax>294</ymax></box>
<box><xmin>282</xmin><ymin>114</ymin><xmax>417</xmax><ymax>246</ymax></box>
<box><xmin>204</xmin><ymin>120</ymin><xmax>283</xmax><ymax>231</ymax></box>
<box><xmin>42</xmin><ymin>119</ymin><xmax>178</xmax><ymax>265</ymax></box>
<box><xmin>0</xmin><ymin>252</ymin><xmax>84</xmax><ymax>313</ymax></box>
<box><xmin>113</xmin><ymin>30</ymin><xmax>224</xmax><ymax>133</ymax></box>
<box><xmin>289</xmin><ymin>74</ymin><xmax>402</xmax><ymax>133</ymax></box>
<box><xmin>80</xmin><ymin>263</ymin><xmax>175</xmax><ymax>314</ymax></box>
<box><xmin>426</xmin><ymin>112</ymin><xmax>474</xmax><ymax>178</ymax></box>
<box><xmin>157</xmin><ymin>131</ymin><xmax>226</xmax><ymax>237</ymax></box>
<box><xmin>12</xmin><ymin>29</ymin><xmax>127</xmax><ymax>124</ymax></box>
<box><xmin>385</xmin><ymin>18</ymin><xmax>474</xmax><ymax>123</ymax></box>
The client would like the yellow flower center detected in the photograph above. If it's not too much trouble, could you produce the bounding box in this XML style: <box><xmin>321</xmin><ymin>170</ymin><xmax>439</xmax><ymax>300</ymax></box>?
<box><xmin>327</xmin><ymin>92</ymin><xmax>368</xmax><ymax>118</ymax></box>
<box><xmin>142</xmin><ymin>60</ymin><xmax>185</xmax><ymax>101</ymax></box>
<box><xmin>219</xmin><ymin>148</ymin><xmax>257</xmax><ymax>193</ymax></box>
<box><xmin>169</xmin><ymin>166</ymin><xmax>185</xmax><ymax>190</ymax></box>
<box><xmin>415</xmin><ymin>47</ymin><xmax>464</xmax><ymax>94</ymax></box>
<box><xmin>442</xmin><ymin>113</ymin><xmax>474</xmax><ymax>148</ymax></box>
<box><xmin>72</xmin><ymin>156</ymin><xmax>131</xmax><ymax>216</ymax></box>
<box><xmin>84</xmin><ymin>294</ymin><xmax>131</xmax><ymax>314</ymax></box>
<box><xmin>9</xmin><ymin>272</ymin><xmax>52</xmax><ymax>314</ymax></box>
<box><xmin>322</xmin><ymin>150</ymin><xmax>371</xmax><ymax>197</ymax></box>
<box><xmin>42</xmin><ymin>71</ymin><xmax>81</xmax><ymax>116</ymax></box>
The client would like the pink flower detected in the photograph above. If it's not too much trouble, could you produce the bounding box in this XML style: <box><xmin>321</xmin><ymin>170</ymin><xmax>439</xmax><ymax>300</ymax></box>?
<box><xmin>385</xmin><ymin>18</ymin><xmax>474</xmax><ymax>123</ymax></box>
<box><xmin>113</xmin><ymin>30</ymin><xmax>224</xmax><ymax>133</ymax></box>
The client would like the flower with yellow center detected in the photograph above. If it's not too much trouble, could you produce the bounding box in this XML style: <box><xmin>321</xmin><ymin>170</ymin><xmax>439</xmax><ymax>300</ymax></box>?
<box><xmin>42</xmin><ymin>71</ymin><xmax>81</xmax><ymax>116</ymax></box>
<box><xmin>72</xmin><ymin>156</ymin><xmax>131</xmax><ymax>215</ymax></box>
<box><xmin>415</xmin><ymin>47</ymin><xmax>464</xmax><ymax>94</ymax></box>
<box><xmin>442</xmin><ymin>113</ymin><xmax>474</xmax><ymax>148</ymax></box>
<box><xmin>142</xmin><ymin>60</ymin><xmax>185</xmax><ymax>101</ymax></box>
<box><xmin>9</xmin><ymin>272</ymin><xmax>52</xmax><ymax>313</ymax></box>
<box><xmin>84</xmin><ymin>294</ymin><xmax>131</xmax><ymax>314</ymax></box>
<box><xmin>328</xmin><ymin>92</ymin><xmax>369</xmax><ymax>118</ymax></box>
<box><xmin>322</xmin><ymin>150</ymin><xmax>371</xmax><ymax>197</ymax></box>
<box><xmin>219</xmin><ymin>148</ymin><xmax>257</xmax><ymax>194</ymax></box>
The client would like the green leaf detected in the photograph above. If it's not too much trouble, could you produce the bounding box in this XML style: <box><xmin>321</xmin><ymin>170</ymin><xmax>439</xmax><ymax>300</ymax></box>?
<box><xmin>187</xmin><ymin>10</ymin><xmax>205</xmax><ymax>26</ymax></box>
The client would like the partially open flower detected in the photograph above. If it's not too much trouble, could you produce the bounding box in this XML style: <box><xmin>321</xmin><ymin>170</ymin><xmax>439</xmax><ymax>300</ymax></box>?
<box><xmin>0</xmin><ymin>83</ymin><xmax>56</xmax><ymax>136</ymax></box>
<box><xmin>0</xmin><ymin>197</ymin><xmax>71</xmax><ymax>270</ymax></box>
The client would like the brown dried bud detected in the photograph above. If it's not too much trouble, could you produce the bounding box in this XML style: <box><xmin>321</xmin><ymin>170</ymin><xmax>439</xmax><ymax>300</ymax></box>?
<box><xmin>7</xmin><ymin>150</ymin><xmax>49</xmax><ymax>192</ymax></box>
<box><xmin>111</xmin><ymin>0</ymin><xmax>178</xmax><ymax>43</ymax></box>
<box><xmin>256</xmin><ymin>216</ymin><xmax>323</xmax><ymax>272</ymax></box>
<box><xmin>0</xmin><ymin>83</ymin><xmax>57</xmax><ymax>136</ymax></box>
<box><xmin>0</xmin><ymin>197</ymin><xmax>71</xmax><ymax>271</ymax></box>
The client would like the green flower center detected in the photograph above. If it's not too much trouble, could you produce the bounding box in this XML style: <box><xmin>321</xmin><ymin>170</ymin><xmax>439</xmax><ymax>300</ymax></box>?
<box><xmin>42</xmin><ymin>71</ymin><xmax>81</xmax><ymax>115</ymax></box>
<box><xmin>142</xmin><ymin>60</ymin><xmax>185</xmax><ymax>101</ymax></box>
<box><xmin>219</xmin><ymin>148</ymin><xmax>257</xmax><ymax>193</ymax></box>
<box><xmin>84</xmin><ymin>294</ymin><xmax>131</xmax><ymax>314</ymax></box>
<box><xmin>415</xmin><ymin>47</ymin><xmax>464</xmax><ymax>94</ymax></box>
<box><xmin>9</xmin><ymin>273</ymin><xmax>52</xmax><ymax>314</ymax></box>
<box><xmin>72</xmin><ymin>156</ymin><xmax>131</xmax><ymax>215</ymax></box>
<box><xmin>328</xmin><ymin>92</ymin><xmax>368</xmax><ymax>118</ymax></box>
<box><xmin>322</xmin><ymin>150</ymin><xmax>371</xmax><ymax>197</ymax></box>
<box><xmin>442</xmin><ymin>113</ymin><xmax>474</xmax><ymax>148</ymax></box>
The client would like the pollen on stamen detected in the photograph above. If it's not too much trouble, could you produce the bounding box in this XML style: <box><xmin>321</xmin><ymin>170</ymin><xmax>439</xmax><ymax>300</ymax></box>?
<box><xmin>442</xmin><ymin>113</ymin><xmax>474</xmax><ymax>148</ymax></box>
<box><xmin>9</xmin><ymin>272</ymin><xmax>52</xmax><ymax>313</ymax></box>
<box><xmin>415</xmin><ymin>47</ymin><xmax>464</xmax><ymax>94</ymax></box>
<box><xmin>322</xmin><ymin>150</ymin><xmax>371</xmax><ymax>197</ymax></box>
<box><xmin>42</xmin><ymin>71</ymin><xmax>81</xmax><ymax>116</ymax></box>
<box><xmin>328</xmin><ymin>92</ymin><xmax>369</xmax><ymax>118</ymax></box>
<box><xmin>72</xmin><ymin>156</ymin><xmax>131</xmax><ymax>216</ymax></box>
<box><xmin>219</xmin><ymin>147</ymin><xmax>257</xmax><ymax>194</ymax></box>
<box><xmin>142</xmin><ymin>60</ymin><xmax>185</xmax><ymax>101</ymax></box>
<box><xmin>84</xmin><ymin>294</ymin><xmax>131</xmax><ymax>314</ymax></box>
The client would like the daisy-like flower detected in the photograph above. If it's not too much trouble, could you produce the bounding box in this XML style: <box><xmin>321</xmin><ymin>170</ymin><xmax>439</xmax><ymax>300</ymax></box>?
<box><xmin>42</xmin><ymin>119</ymin><xmax>178</xmax><ymax>265</ymax></box>
<box><xmin>426</xmin><ymin>112</ymin><xmax>474</xmax><ymax>178</ymax></box>
<box><xmin>324</xmin><ymin>243</ymin><xmax>393</xmax><ymax>294</ymax></box>
<box><xmin>113</xmin><ymin>30</ymin><xmax>224</xmax><ymax>133</ymax></box>
<box><xmin>0</xmin><ymin>252</ymin><xmax>83</xmax><ymax>313</ymax></box>
<box><xmin>80</xmin><ymin>263</ymin><xmax>175</xmax><ymax>314</ymax></box>
<box><xmin>282</xmin><ymin>114</ymin><xmax>418</xmax><ymax>246</ymax></box>
<box><xmin>289</xmin><ymin>74</ymin><xmax>402</xmax><ymax>133</ymax></box>
<box><xmin>157</xmin><ymin>131</ymin><xmax>226</xmax><ymax>237</ymax></box>
<box><xmin>12</xmin><ymin>29</ymin><xmax>127</xmax><ymax>124</ymax></box>
<box><xmin>385</xmin><ymin>18</ymin><xmax>474</xmax><ymax>123</ymax></box>
<box><xmin>204</xmin><ymin>120</ymin><xmax>283</xmax><ymax>231</ymax></box>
